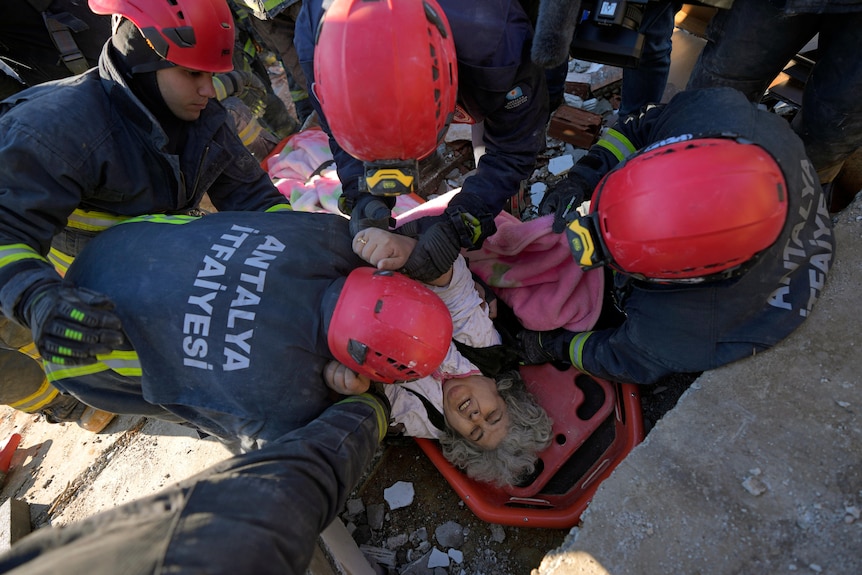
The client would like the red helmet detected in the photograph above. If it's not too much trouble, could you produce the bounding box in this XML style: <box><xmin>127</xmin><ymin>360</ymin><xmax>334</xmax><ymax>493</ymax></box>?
<box><xmin>89</xmin><ymin>0</ymin><xmax>234</xmax><ymax>73</ymax></box>
<box><xmin>313</xmin><ymin>0</ymin><xmax>458</xmax><ymax>163</ymax></box>
<box><xmin>328</xmin><ymin>268</ymin><xmax>453</xmax><ymax>384</ymax></box>
<box><xmin>566</xmin><ymin>137</ymin><xmax>788</xmax><ymax>281</ymax></box>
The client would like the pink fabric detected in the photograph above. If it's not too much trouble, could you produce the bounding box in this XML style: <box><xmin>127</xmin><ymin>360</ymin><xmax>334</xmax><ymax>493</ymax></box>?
<box><xmin>395</xmin><ymin>191</ymin><xmax>604</xmax><ymax>332</ymax></box>
<box><xmin>266</xmin><ymin>128</ymin><xmax>343</xmax><ymax>214</ymax></box>
<box><xmin>265</xmin><ymin>128</ymin><xmax>422</xmax><ymax>216</ymax></box>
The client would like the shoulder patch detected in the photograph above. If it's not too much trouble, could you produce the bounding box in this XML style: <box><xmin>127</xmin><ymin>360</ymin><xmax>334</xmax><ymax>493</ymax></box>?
<box><xmin>504</xmin><ymin>86</ymin><xmax>528</xmax><ymax>110</ymax></box>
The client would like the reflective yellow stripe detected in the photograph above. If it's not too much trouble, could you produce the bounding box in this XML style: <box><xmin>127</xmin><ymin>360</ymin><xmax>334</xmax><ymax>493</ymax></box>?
<box><xmin>66</xmin><ymin>208</ymin><xmax>130</xmax><ymax>232</ymax></box>
<box><xmin>0</xmin><ymin>244</ymin><xmax>48</xmax><ymax>268</ymax></box>
<box><xmin>213</xmin><ymin>76</ymin><xmax>229</xmax><ymax>101</ymax></box>
<box><xmin>45</xmin><ymin>361</ymin><xmax>109</xmax><ymax>383</ymax></box>
<box><xmin>569</xmin><ymin>332</ymin><xmax>593</xmax><ymax>375</ymax></box>
<box><xmin>290</xmin><ymin>89</ymin><xmax>309</xmax><ymax>102</ymax></box>
<box><xmin>48</xmin><ymin>247</ymin><xmax>74</xmax><ymax>277</ymax></box>
<box><xmin>266</xmin><ymin>203</ymin><xmax>292</xmax><ymax>212</ymax></box>
<box><xmin>595</xmin><ymin>128</ymin><xmax>637</xmax><ymax>163</ymax></box>
<box><xmin>118</xmin><ymin>214</ymin><xmax>199</xmax><ymax>225</ymax></box>
<box><xmin>238</xmin><ymin>117</ymin><xmax>264</xmax><ymax>146</ymax></box>
<box><xmin>18</xmin><ymin>342</ymin><xmax>41</xmax><ymax>362</ymax></box>
<box><xmin>8</xmin><ymin>376</ymin><xmax>60</xmax><ymax>412</ymax></box>
<box><xmin>243</xmin><ymin>38</ymin><xmax>257</xmax><ymax>59</ymax></box>
<box><xmin>45</xmin><ymin>349</ymin><xmax>142</xmax><ymax>383</ymax></box>
<box><xmin>97</xmin><ymin>349</ymin><xmax>143</xmax><ymax>376</ymax></box>
<box><xmin>337</xmin><ymin>394</ymin><xmax>390</xmax><ymax>443</ymax></box>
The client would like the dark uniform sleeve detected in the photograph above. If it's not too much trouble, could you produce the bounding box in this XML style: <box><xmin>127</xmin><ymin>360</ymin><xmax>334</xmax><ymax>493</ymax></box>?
<box><xmin>573</xmin><ymin>326</ymin><xmax>681</xmax><ymax>385</ymax></box>
<box><xmin>440</xmin><ymin>0</ymin><xmax>549</xmax><ymax>219</ymax></box>
<box><xmin>565</xmin><ymin>102</ymin><xmax>668</xmax><ymax>200</ymax></box>
<box><xmin>0</xmin><ymin>101</ymin><xmax>85</xmax><ymax>320</ymax></box>
<box><xmin>0</xmin><ymin>396</ymin><xmax>388</xmax><ymax>575</ymax></box>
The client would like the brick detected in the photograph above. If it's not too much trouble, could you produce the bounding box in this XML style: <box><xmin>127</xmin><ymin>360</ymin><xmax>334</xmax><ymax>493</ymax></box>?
<box><xmin>564</xmin><ymin>81</ymin><xmax>591</xmax><ymax>101</ymax></box>
<box><xmin>548</xmin><ymin>105</ymin><xmax>603</xmax><ymax>149</ymax></box>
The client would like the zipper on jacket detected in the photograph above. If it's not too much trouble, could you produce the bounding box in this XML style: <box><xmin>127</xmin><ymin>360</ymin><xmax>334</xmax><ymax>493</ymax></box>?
<box><xmin>190</xmin><ymin>145</ymin><xmax>210</xmax><ymax>202</ymax></box>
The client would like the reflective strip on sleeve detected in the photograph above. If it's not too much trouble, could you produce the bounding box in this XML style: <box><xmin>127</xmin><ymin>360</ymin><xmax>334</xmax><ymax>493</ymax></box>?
<box><xmin>569</xmin><ymin>331</ymin><xmax>593</xmax><ymax>375</ymax></box>
<box><xmin>66</xmin><ymin>209</ymin><xmax>131</xmax><ymax>232</ymax></box>
<box><xmin>45</xmin><ymin>349</ymin><xmax>142</xmax><ymax>383</ymax></box>
<box><xmin>290</xmin><ymin>89</ymin><xmax>309</xmax><ymax>103</ymax></box>
<box><xmin>48</xmin><ymin>247</ymin><xmax>74</xmax><ymax>277</ymax></box>
<box><xmin>238</xmin><ymin>117</ymin><xmax>264</xmax><ymax>146</ymax></box>
<box><xmin>18</xmin><ymin>342</ymin><xmax>41</xmax><ymax>362</ymax></box>
<box><xmin>0</xmin><ymin>244</ymin><xmax>48</xmax><ymax>269</ymax></box>
<box><xmin>266</xmin><ymin>203</ymin><xmax>293</xmax><ymax>212</ymax></box>
<box><xmin>118</xmin><ymin>214</ymin><xmax>199</xmax><ymax>226</ymax></box>
<box><xmin>8</xmin><ymin>375</ymin><xmax>60</xmax><ymax>412</ymax></box>
<box><xmin>213</xmin><ymin>76</ymin><xmax>229</xmax><ymax>101</ymax></box>
<box><xmin>595</xmin><ymin>128</ymin><xmax>637</xmax><ymax>163</ymax></box>
<box><xmin>97</xmin><ymin>350</ymin><xmax>143</xmax><ymax>377</ymax></box>
<box><xmin>336</xmin><ymin>394</ymin><xmax>390</xmax><ymax>443</ymax></box>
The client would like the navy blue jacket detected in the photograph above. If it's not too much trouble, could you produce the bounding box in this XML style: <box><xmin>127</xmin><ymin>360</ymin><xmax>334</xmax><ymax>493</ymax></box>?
<box><xmin>0</xmin><ymin>40</ymin><xmax>288</xmax><ymax>322</ymax></box>
<box><xmin>566</xmin><ymin>88</ymin><xmax>835</xmax><ymax>385</ymax></box>
<box><xmin>295</xmin><ymin>0</ymin><xmax>548</xmax><ymax>218</ymax></box>
<box><xmin>54</xmin><ymin>211</ymin><xmax>366</xmax><ymax>450</ymax></box>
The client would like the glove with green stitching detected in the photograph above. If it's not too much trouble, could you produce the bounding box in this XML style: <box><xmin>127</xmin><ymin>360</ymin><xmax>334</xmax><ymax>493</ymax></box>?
<box><xmin>400</xmin><ymin>217</ymin><xmax>462</xmax><ymax>283</ymax></box>
<box><xmin>398</xmin><ymin>204</ymin><xmax>497</xmax><ymax>283</ymax></box>
<box><xmin>515</xmin><ymin>328</ymin><xmax>575</xmax><ymax>365</ymax></box>
<box><xmin>20</xmin><ymin>282</ymin><xmax>124</xmax><ymax>365</ymax></box>
<box><xmin>539</xmin><ymin>173</ymin><xmax>591</xmax><ymax>233</ymax></box>
<box><xmin>348</xmin><ymin>194</ymin><xmax>395</xmax><ymax>237</ymax></box>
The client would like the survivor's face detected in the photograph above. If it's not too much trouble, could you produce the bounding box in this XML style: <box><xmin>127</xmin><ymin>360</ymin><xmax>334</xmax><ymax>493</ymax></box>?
<box><xmin>442</xmin><ymin>375</ymin><xmax>510</xmax><ymax>450</ymax></box>
<box><xmin>157</xmin><ymin>66</ymin><xmax>216</xmax><ymax>121</ymax></box>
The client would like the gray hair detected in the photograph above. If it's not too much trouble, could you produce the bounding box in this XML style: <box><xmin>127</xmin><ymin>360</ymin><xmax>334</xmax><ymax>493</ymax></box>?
<box><xmin>439</xmin><ymin>370</ymin><xmax>553</xmax><ymax>487</ymax></box>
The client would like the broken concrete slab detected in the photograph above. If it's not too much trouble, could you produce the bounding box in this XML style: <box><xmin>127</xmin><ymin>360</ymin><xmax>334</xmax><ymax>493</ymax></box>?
<box><xmin>0</xmin><ymin>498</ymin><xmax>30</xmax><ymax>553</ymax></box>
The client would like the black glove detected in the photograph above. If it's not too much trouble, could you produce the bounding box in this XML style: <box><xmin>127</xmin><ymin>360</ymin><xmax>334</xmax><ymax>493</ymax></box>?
<box><xmin>20</xmin><ymin>282</ymin><xmax>124</xmax><ymax>365</ymax></box>
<box><xmin>400</xmin><ymin>217</ymin><xmax>462</xmax><ymax>283</ymax></box>
<box><xmin>539</xmin><ymin>174</ymin><xmax>591</xmax><ymax>233</ymax></box>
<box><xmin>515</xmin><ymin>328</ymin><xmax>574</xmax><ymax>365</ymax></box>
<box><xmin>399</xmin><ymin>204</ymin><xmax>497</xmax><ymax>283</ymax></box>
<box><xmin>348</xmin><ymin>194</ymin><xmax>395</xmax><ymax>237</ymax></box>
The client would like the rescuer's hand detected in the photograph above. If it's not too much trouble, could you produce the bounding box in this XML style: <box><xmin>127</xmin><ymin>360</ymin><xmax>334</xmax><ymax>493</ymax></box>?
<box><xmin>21</xmin><ymin>282</ymin><xmax>124</xmax><ymax>365</ymax></box>
<box><xmin>539</xmin><ymin>173</ymin><xmax>591</xmax><ymax>233</ymax></box>
<box><xmin>324</xmin><ymin>360</ymin><xmax>372</xmax><ymax>395</ymax></box>
<box><xmin>349</xmin><ymin>194</ymin><xmax>394</xmax><ymax>237</ymax></box>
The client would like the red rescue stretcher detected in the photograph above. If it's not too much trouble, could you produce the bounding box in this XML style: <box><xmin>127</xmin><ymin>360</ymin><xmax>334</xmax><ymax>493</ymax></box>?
<box><xmin>415</xmin><ymin>364</ymin><xmax>644</xmax><ymax>529</ymax></box>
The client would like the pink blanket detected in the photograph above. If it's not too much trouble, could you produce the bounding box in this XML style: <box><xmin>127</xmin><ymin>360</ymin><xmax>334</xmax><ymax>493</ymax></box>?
<box><xmin>265</xmin><ymin>129</ymin><xmax>421</xmax><ymax>216</ymax></box>
<box><xmin>396</xmin><ymin>191</ymin><xmax>604</xmax><ymax>332</ymax></box>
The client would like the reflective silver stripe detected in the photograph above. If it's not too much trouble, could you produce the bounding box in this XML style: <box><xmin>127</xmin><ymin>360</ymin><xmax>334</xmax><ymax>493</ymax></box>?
<box><xmin>48</xmin><ymin>247</ymin><xmax>74</xmax><ymax>276</ymax></box>
<box><xmin>213</xmin><ymin>76</ymin><xmax>229</xmax><ymax>101</ymax></box>
<box><xmin>0</xmin><ymin>244</ymin><xmax>47</xmax><ymax>268</ymax></box>
<box><xmin>45</xmin><ymin>362</ymin><xmax>109</xmax><ymax>383</ymax></box>
<box><xmin>238</xmin><ymin>117</ymin><xmax>264</xmax><ymax>146</ymax></box>
<box><xmin>8</xmin><ymin>375</ymin><xmax>60</xmax><ymax>413</ymax></box>
<box><xmin>569</xmin><ymin>332</ymin><xmax>593</xmax><ymax>375</ymax></box>
<box><xmin>45</xmin><ymin>350</ymin><xmax>143</xmax><ymax>383</ymax></box>
<box><xmin>99</xmin><ymin>350</ymin><xmax>143</xmax><ymax>376</ymax></box>
<box><xmin>66</xmin><ymin>209</ymin><xmax>130</xmax><ymax>232</ymax></box>
<box><xmin>595</xmin><ymin>128</ymin><xmax>637</xmax><ymax>163</ymax></box>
